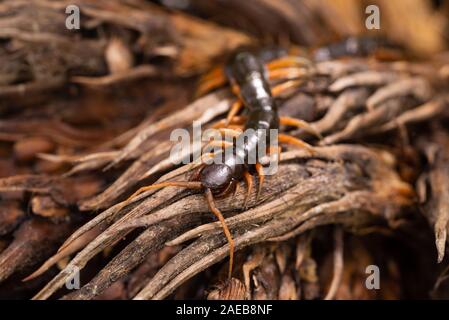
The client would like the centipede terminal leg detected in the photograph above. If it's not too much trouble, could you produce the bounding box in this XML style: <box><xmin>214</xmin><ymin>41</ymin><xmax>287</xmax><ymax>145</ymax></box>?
<box><xmin>280</xmin><ymin>116</ymin><xmax>322</xmax><ymax>139</ymax></box>
<box><xmin>278</xmin><ymin>133</ymin><xmax>315</xmax><ymax>154</ymax></box>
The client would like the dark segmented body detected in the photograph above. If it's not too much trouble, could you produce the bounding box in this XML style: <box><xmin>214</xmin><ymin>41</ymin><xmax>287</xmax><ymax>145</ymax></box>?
<box><xmin>201</xmin><ymin>51</ymin><xmax>279</xmax><ymax>193</ymax></box>
<box><xmin>313</xmin><ymin>36</ymin><xmax>402</xmax><ymax>61</ymax></box>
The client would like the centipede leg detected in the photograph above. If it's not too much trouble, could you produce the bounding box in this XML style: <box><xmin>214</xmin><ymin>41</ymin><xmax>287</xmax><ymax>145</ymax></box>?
<box><xmin>271</xmin><ymin>80</ymin><xmax>304</xmax><ymax>96</ymax></box>
<box><xmin>203</xmin><ymin>140</ymin><xmax>233</xmax><ymax>152</ymax></box>
<box><xmin>202</xmin><ymin>129</ymin><xmax>240</xmax><ymax>153</ymax></box>
<box><xmin>211</xmin><ymin>116</ymin><xmax>246</xmax><ymax>129</ymax></box>
<box><xmin>268</xmin><ymin>145</ymin><xmax>282</xmax><ymax>162</ymax></box>
<box><xmin>226</xmin><ymin>124</ymin><xmax>244</xmax><ymax>131</ymax></box>
<box><xmin>202</xmin><ymin>65</ymin><xmax>225</xmax><ymax>82</ymax></box>
<box><xmin>195</xmin><ymin>66</ymin><xmax>226</xmax><ymax>97</ymax></box>
<box><xmin>243</xmin><ymin>171</ymin><xmax>253</xmax><ymax>209</ymax></box>
<box><xmin>199</xmin><ymin>151</ymin><xmax>222</xmax><ymax>165</ymax></box>
<box><xmin>255</xmin><ymin>163</ymin><xmax>265</xmax><ymax>201</ymax></box>
<box><xmin>234</xmin><ymin>180</ymin><xmax>241</xmax><ymax>196</ymax></box>
<box><xmin>225</xmin><ymin>100</ymin><xmax>243</xmax><ymax>125</ymax></box>
<box><xmin>280</xmin><ymin>116</ymin><xmax>322</xmax><ymax>139</ymax></box>
<box><xmin>269</xmin><ymin>68</ymin><xmax>309</xmax><ymax>81</ymax></box>
<box><xmin>217</xmin><ymin>127</ymin><xmax>243</xmax><ymax>138</ymax></box>
<box><xmin>266</xmin><ymin>56</ymin><xmax>312</xmax><ymax>71</ymax></box>
<box><xmin>250</xmin><ymin>54</ymin><xmax>313</xmax><ymax>81</ymax></box>
<box><xmin>205</xmin><ymin>188</ymin><xmax>235</xmax><ymax>279</ymax></box>
<box><xmin>278</xmin><ymin>133</ymin><xmax>315</xmax><ymax>154</ymax></box>
<box><xmin>195</xmin><ymin>76</ymin><xmax>227</xmax><ymax>98</ymax></box>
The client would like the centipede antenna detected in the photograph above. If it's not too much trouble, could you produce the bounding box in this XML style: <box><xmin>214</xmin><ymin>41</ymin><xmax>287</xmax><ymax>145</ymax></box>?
<box><xmin>119</xmin><ymin>181</ymin><xmax>203</xmax><ymax>210</ymax></box>
<box><xmin>204</xmin><ymin>188</ymin><xmax>234</xmax><ymax>279</ymax></box>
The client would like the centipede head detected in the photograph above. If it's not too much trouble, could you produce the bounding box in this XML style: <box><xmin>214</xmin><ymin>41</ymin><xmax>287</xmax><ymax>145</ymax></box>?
<box><xmin>198</xmin><ymin>163</ymin><xmax>235</xmax><ymax>195</ymax></box>
<box><xmin>119</xmin><ymin>163</ymin><xmax>237</xmax><ymax>279</ymax></box>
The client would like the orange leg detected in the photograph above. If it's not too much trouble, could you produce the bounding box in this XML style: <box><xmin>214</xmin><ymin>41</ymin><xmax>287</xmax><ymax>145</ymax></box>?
<box><xmin>222</xmin><ymin>80</ymin><xmax>305</xmax><ymax>126</ymax></box>
<box><xmin>198</xmin><ymin>151</ymin><xmax>223</xmax><ymax>165</ymax></box>
<box><xmin>202</xmin><ymin>128</ymin><xmax>240</xmax><ymax>153</ymax></box>
<box><xmin>234</xmin><ymin>180</ymin><xmax>241</xmax><ymax>196</ymax></box>
<box><xmin>211</xmin><ymin>116</ymin><xmax>246</xmax><ymax>129</ymax></box>
<box><xmin>225</xmin><ymin>63</ymin><xmax>307</xmax><ymax>126</ymax></box>
<box><xmin>278</xmin><ymin>133</ymin><xmax>315</xmax><ymax>154</ymax></box>
<box><xmin>226</xmin><ymin>77</ymin><xmax>308</xmax><ymax>126</ymax></box>
<box><xmin>195</xmin><ymin>76</ymin><xmax>227</xmax><ymax>98</ymax></box>
<box><xmin>203</xmin><ymin>140</ymin><xmax>233</xmax><ymax>154</ymax></box>
<box><xmin>243</xmin><ymin>171</ymin><xmax>253</xmax><ymax>208</ymax></box>
<box><xmin>197</xmin><ymin>56</ymin><xmax>311</xmax><ymax>97</ymax></box>
<box><xmin>204</xmin><ymin>188</ymin><xmax>235</xmax><ymax>279</ymax></box>
<box><xmin>230</xmin><ymin>83</ymin><xmax>241</xmax><ymax>97</ymax></box>
<box><xmin>222</xmin><ymin>82</ymin><xmax>243</xmax><ymax>125</ymax></box>
<box><xmin>225</xmin><ymin>100</ymin><xmax>243</xmax><ymax>125</ymax></box>
<box><xmin>201</xmin><ymin>65</ymin><xmax>225</xmax><ymax>82</ymax></box>
<box><xmin>266</xmin><ymin>56</ymin><xmax>312</xmax><ymax>71</ymax></box>
<box><xmin>271</xmin><ymin>80</ymin><xmax>303</xmax><ymax>96</ymax></box>
<box><xmin>217</xmin><ymin>127</ymin><xmax>242</xmax><ymax>138</ymax></box>
<box><xmin>201</xmin><ymin>139</ymin><xmax>230</xmax><ymax>163</ymax></box>
<box><xmin>195</xmin><ymin>66</ymin><xmax>226</xmax><ymax>97</ymax></box>
<box><xmin>269</xmin><ymin>67</ymin><xmax>309</xmax><ymax>81</ymax></box>
<box><xmin>226</xmin><ymin>124</ymin><xmax>244</xmax><ymax>131</ymax></box>
<box><xmin>268</xmin><ymin>145</ymin><xmax>282</xmax><ymax>162</ymax></box>
<box><xmin>255</xmin><ymin>163</ymin><xmax>265</xmax><ymax>201</ymax></box>
<box><xmin>280</xmin><ymin>116</ymin><xmax>322</xmax><ymax>139</ymax></box>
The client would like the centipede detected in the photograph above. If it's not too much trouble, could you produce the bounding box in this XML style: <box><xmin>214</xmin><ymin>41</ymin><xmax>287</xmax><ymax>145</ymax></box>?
<box><xmin>116</xmin><ymin>35</ymin><xmax>403</xmax><ymax>280</ymax></box>
<box><xmin>118</xmin><ymin>50</ymin><xmax>321</xmax><ymax>279</ymax></box>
